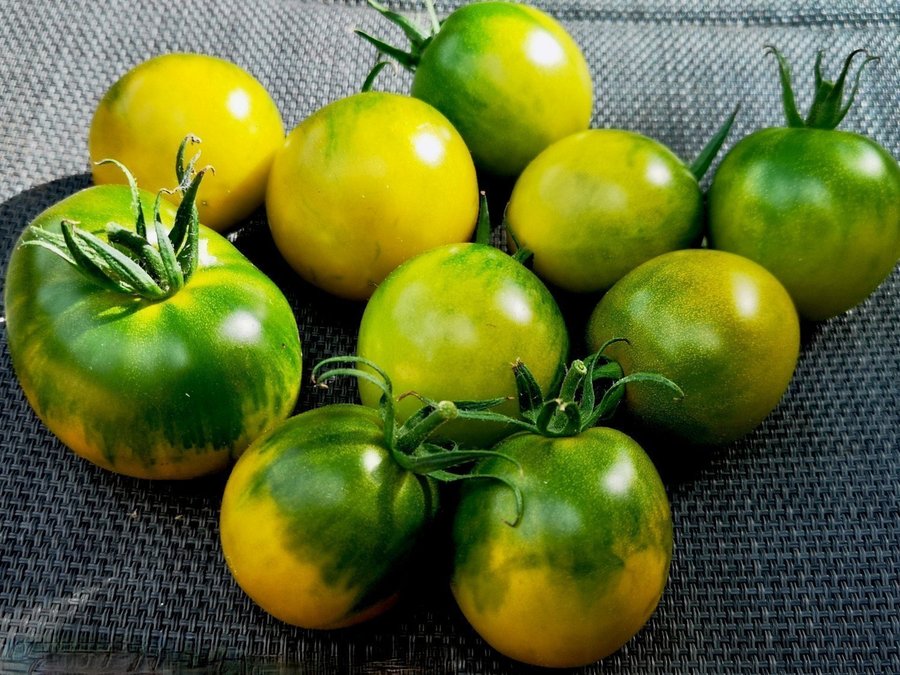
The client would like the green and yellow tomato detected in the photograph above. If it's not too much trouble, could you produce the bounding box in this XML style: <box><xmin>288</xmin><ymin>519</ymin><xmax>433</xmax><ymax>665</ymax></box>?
<box><xmin>360</xmin><ymin>1</ymin><xmax>593</xmax><ymax>176</ymax></box>
<box><xmin>356</xmin><ymin>243</ymin><xmax>569</xmax><ymax>447</ymax></box>
<box><xmin>266</xmin><ymin>91</ymin><xmax>479</xmax><ymax>300</ymax></box>
<box><xmin>220</xmin><ymin>404</ymin><xmax>438</xmax><ymax>629</ymax></box>
<box><xmin>587</xmin><ymin>249</ymin><xmax>800</xmax><ymax>446</ymax></box>
<box><xmin>4</xmin><ymin>179</ymin><xmax>302</xmax><ymax>479</ymax></box>
<box><xmin>708</xmin><ymin>48</ymin><xmax>900</xmax><ymax>320</ymax></box>
<box><xmin>452</xmin><ymin>426</ymin><xmax>672</xmax><ymax>667</ymax></box>
<box><xmin>90</xmin><ymin>53</ymin><xmax>285</xmax><ymax>231</ymax></box>
<box><xmin>506</xmin><ymin>129</ymin><xmax>703</xmax><ymax>293</ymax></box>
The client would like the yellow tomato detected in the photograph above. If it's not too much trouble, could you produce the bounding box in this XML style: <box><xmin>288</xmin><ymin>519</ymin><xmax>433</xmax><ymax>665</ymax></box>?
<box><xmin>265</xmin><ymin>92</ymin><xmax>479</xmax><ymax>300</ymax></box>
<box><xmin>89</xmin><ymin>53</ymin><xmax>285</xmax><ymax>231</ymax></box>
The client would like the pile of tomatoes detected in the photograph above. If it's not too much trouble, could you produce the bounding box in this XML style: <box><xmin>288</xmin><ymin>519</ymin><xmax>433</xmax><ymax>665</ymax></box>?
<box><xmin>3</xmin><ymin>0</ymin><xmax>898</xmax><ymax>669</ymax></box>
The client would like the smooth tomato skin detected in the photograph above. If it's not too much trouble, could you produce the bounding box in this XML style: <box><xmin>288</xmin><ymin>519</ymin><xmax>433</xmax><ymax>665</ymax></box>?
<box><xmin>356</xmin><ymin>243</ymin><xmax>569</xmax><ymax>447</ymax></box>
<box><xmin>506</xmin><ymin>129</ymin><xmax>702</xmax><ymax>292</ymax></box>
<box><xmin>586</xmin><ymin>249</ymin><xmax>800</xmax><ymax>446</ymax></box>
<box><xmin>89</xmin><ymin>53</ymin><xmax>285</xmax><ymax>232</ymax></box>
<box><xmin>452</xmin><ymin>427</ymin><xmax>672</xmax><ymax>668</ymax></box>
<box><xmin>708</xmin><ymin>127</ymin><xmax>900</xmax><ymax>320</ymax></box>
<box><xmin>4</xmin><ymin>185</ymin><xmax>302</xmax><ymax>479</ymax></box>
<box><xmin>412</xmin><ymin>2</ymin><xmax>593</xmax><ymax>176</ymax></box>
<box><xmin>219</xmin><ymin>405</ymin><xmax>439</xmax><ymax>629</ymax></box>
<box><xmin>266</xmin><ymin>92</ymin><xmax>479</xmax><ymax>300</ymax></box>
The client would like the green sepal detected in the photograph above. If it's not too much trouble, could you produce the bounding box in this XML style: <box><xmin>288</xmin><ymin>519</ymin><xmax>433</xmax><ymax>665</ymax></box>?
<box><xmin>474</xmin><ymin>191</ymin><xmax>492</xmax><ymax>246</ymax></box>
<box><xmin>355</xmin><ymin>30</ymin><xmax>419</xmax><ymax>71</ymax></box>
<box><xmin>512</xmin><ymin>359</ymin><xmax>545</xmax><ymax>421</ymax></box>
<box><xmin>312</xmin><ymin>355</ymin><xmax>397</xmax><ymax>447</ymax></box>
<box><xmin>94</xmin><ymin>158</ymin><xmax>146</xmax><ymax>237</ymax></box>
<box><xmin>105</xmin><ymin>222</ymin><xmax>167</xmax><ymax>281</ymax></box>
<box><xmin>361</xmin><ymin>61</ymin><xmax>391</xmax><ymax>93</ymax></box>
<box><xmin>766</xmin><ymin>45</ymin><xmax>805</xmax><ymax>128</ymax></box>
<box><xmin>425</xmin><ymin>468</ymin><xmax>524</xmax><ymax>527</ymax></box>
<box><xmin>689</xmin><ymin>105</ymin><xmax>739</xmax><ymax>181</ymax></box>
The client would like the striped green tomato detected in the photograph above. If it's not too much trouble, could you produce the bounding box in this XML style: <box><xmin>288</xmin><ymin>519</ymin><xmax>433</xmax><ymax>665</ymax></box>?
<box><xmin>219</xmin><ymin>404</ymin><xmax>439</xmax><ymax>629</ymax></box>
<box><xmin>4</xmin><ymin>182</ymin><xmax>302</xmax><ymax>479</ymax></box>
<box><xmin>452</xmin><ymin>427</ymin><xmax>672</xmax><ymax>667</ymax></box>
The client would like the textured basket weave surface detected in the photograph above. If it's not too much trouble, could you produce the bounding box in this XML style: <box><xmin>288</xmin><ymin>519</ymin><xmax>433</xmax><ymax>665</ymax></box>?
<box><xmin>0</xmin><ymin>1</ymin><xmax>898</xmax><ymax>672</ymax></box>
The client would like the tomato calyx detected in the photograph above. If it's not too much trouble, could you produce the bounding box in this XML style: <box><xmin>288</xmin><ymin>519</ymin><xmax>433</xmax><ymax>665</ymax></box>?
<box><xmin>766</xmin><ymin>46</ymin><xmax>879</xmax><ymax>130</ymax></box>
<box><xmin>464</xmin><ymin>340</ymin><xmax>683</xmax><ymax>439</ymax></box>
<box><xmin>355</xmin><ymin>0</ymin><xmax>440</xmax><ymax>71</ymax></box>
<box><xmin>312</xmin><ymin>356</ymin><xmax>525</xmax><ymax>525</ymax></box>
<box><xmin>21</xmin><ymin>136</ymin><xmax>208</xmax><ymax>300</ymax></box>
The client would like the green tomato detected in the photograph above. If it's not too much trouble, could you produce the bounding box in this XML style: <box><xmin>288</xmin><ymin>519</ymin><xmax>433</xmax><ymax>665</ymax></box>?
<box><xmin>90</xmin><ymin>53</ymin><xmax>285</xmax><ymax>232</ymax></box>
<box><xmin>452</xmin><ymin>427</ymin><xmax>672</xmax><ymax>668</ymax></box>
<box><xmin>707</xmin><ymin>48</ymin><xmax>900</xmax><ymax>321</ymax></box>
<box><xmin>506</xmin><ymin>129</ymin><xmax>703</xmax><ymax>292</ymax></box>
<box><xmin>266</xmin><ymin>91</ymin><xmax>479</xmax><ymax>300</ymax></box>
<box><xmin>586</xmin><ymin>249</ymin><xmax>800</xmax><ymax>446</ymax></box>
<box><xmin>220</xmin><ymin>404</ymin><xmax>439</xmax><ymax>629</ymax></box>
<box><xmin>356</xmin><ymin>243</ymin><xmax>569</xmax><ymax>447</ymax></box>
<box><xmin>708</xmin><ymin>127</ymin><xmax>900</xmax><ymax>320</ymax></box>
<box><xmin>4</xmin><ymin>184</ymin><xmax>302</xmax><ymax>479</ymax></box>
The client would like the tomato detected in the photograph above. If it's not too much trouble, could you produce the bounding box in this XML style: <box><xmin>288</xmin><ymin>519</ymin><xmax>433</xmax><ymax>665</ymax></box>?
<box><xmin>266</xmin><ymin>91</ymin><xmax>479</xmax><ymax>300</ymax></box>
<box><xmin>3</xmin><ymin>167</ymin><xmax>302</xmax><ymax>479</ymax></box>
<box><xmin>89</xmin><ymin>53</ymin><xmax>285</xmax><ymax>232</ymax></box>
<box><xmin>356</xmin><ymin>243</ymin><xmax>569</xmax><ymax>447</ymax></box>
<box><xmin>506</xmin><ymin>129</ymin><xmax>703</xmax><ymax>293</ymax></box>
<box><xmin>220</xmin><ymin>404</ymin><xmax>439</xmax><ymax>629</ymax></box>
<box><xmin>586</xmin><ymin>249</ymin><xmax>800</xmax><ymax>446</ymax></box>
<box><xmin>707</xmin><ymin>48</ymin><xmax>900</xmax><ymax>320</ymax></box>
<box><xmin>451</xmin><ymin>353</ymin><xmax>673</xmax><ymax>667</ymax></box>
<box><xmin>359</xmin><ymin>1</ymin><xmax>593</xmax><ymax>176</ymax></box>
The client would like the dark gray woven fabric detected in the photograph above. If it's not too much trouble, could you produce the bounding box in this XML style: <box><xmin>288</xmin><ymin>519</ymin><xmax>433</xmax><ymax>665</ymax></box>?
<box><xmin>1</xmin><ymin>1</ymin><xmax>898</xmax><ymax>672</ymax></box>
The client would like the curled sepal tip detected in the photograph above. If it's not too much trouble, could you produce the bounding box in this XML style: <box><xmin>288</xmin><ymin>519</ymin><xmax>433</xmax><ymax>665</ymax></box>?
<box><xmin>765</xmin><ymin>45</ymin><xmax>879</xmax><ymax>130</ymax></box>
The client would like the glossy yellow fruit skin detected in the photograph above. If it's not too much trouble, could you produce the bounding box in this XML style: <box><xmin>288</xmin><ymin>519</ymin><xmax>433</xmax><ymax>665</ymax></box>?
<box><xmin>89</xmin><ymin>53</ymin><xmax>285</xmax><ymax>231</ymax></box>
<box><xmin>265</xmin><ymin>92</ymin><xmax>479</xmax><ymax>300</ymax></box>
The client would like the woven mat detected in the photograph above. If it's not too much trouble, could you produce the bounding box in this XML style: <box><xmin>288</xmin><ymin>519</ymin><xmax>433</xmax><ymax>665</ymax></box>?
<box><xmin>1</xmin><ymin>1</ymin><xmax>898</xmax><ymax>672</ymax></box>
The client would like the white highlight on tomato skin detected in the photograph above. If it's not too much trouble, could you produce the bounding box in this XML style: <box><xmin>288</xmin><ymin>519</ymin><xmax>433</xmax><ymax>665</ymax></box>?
<box><xmin>645</xmin><ymin>158</ymin><xmax>673</xmax><ymax>188</ymax></box>
<box><xmin>411</xmin><ymin>129</ymin><xmax>447</xmax><ymax>167</ymax></box>
<box><xmin>220</xmin><ymin>310</ymin><xmax>262</xmax><ymax>344</ymax></box>
<box><xmin>855</xmin><ymin>145</ymin><xmax>888</xmax><ymax>178</ymax></box>
<box><xmin>734</xmin><ymin>277</ymin><xmax>761</xmax><ymax>319</ymax></box>
<box><xmin>603</xmin><ymin>457</ymin><xmax>635</xmax><ymax>495</ymax></box>
<box><xmin>496</xmin><ymin>285</ymin><xmax>534</xmax><ymax>325</ymax></box>
<box><xmin>525</xmin><ymin>29</ymin><xmax>565</xmax><ymax>68</ymax></box>
<box><xmin>226</xmin><ymin>88</ymin><xmax>252</xmax><ymax>121</ymax></box>
<box><xmin>362</xmin><ymin>448</ymin><xmax>384</xmax><ymax>474</ymax></box>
